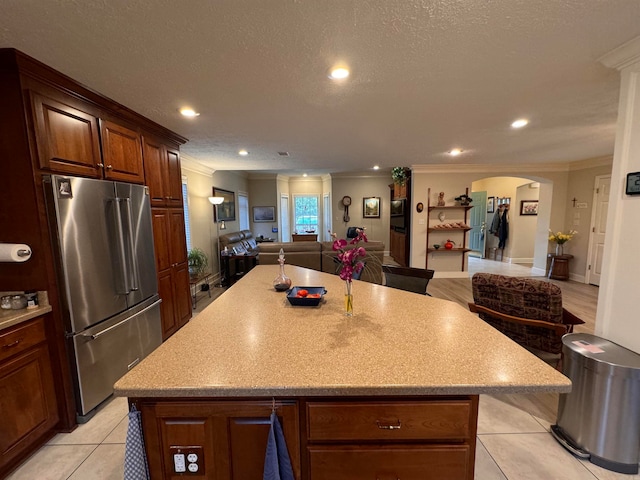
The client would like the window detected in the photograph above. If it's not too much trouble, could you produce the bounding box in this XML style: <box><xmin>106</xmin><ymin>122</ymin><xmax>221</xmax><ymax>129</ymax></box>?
<box><xmin>293</xmin><ymin>195</ymin><xmax>319</xmax><ymax>233</ymax></box>
<box><xmin>238</xmin><ymin>192</ymin><xmax>249</xmax><ymax>231</ymax></box>
<box><xmin>182</xmin><ymin>176</ymin><xmax>192</xmax><ymax>251</ymax></box>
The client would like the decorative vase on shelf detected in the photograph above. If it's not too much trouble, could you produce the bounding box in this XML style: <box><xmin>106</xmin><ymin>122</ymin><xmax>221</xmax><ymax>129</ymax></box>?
<box><xmin>555</xmin><ymin>243</ymin><xmax>564</xmax><ymax>256</ymax></box>
<box><xmin>273</xmin><ymin>248</ymin><xmax>292</xmax><ymax>291</ymax></box>
<box><xmin>344</xmin><ymin>281</ymin><xmax>354</xmax><ymax>316</ymax></box>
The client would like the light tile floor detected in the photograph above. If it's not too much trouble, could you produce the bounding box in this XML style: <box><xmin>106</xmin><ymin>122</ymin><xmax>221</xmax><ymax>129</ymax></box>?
<box><xmin>8</xmin><ymin>265</ymin><xmax>637</xmax><ymax>479</ymax></box>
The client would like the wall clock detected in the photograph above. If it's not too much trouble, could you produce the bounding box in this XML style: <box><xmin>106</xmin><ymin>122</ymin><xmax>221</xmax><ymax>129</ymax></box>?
<box><xmin>342</xmin><ymin>196</ymin><xmax>352</xmax><ymax>222</ymax></box>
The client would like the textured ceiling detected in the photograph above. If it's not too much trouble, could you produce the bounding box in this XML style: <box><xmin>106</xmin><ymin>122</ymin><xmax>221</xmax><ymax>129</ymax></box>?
<box><xmin>2</xmin><ymin>1</ymin><xmax>640</xmax><ymax>175</ymax></box>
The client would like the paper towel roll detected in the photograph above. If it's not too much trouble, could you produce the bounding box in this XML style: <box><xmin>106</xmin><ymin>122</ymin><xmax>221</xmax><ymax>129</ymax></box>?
<box><xmin>0</xmin><ymin>243</ymin><xmax>32</xmax><ymax>262</ymax></box>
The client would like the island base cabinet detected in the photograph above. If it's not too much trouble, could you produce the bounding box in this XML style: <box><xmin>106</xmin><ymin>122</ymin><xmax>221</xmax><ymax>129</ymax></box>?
<box><xmin>309</xmin><ymin>445</ymin><xmax>471</xmax><ymax>480</ymax></box>
<box><xmin>136</xmin><ymin>399</ymin><xmax>301</xmax><ymax>480</ymax></box>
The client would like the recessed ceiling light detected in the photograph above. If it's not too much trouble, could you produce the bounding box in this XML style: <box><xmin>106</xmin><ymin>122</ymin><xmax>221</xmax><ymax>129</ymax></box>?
<box><xmin>329</xmin><ymin>67</ymin><xmax>350</xmax><ymax>80</ymax></box>
<box><xmin>179</xmin><ymin>107</ymin><xmax>200</xmax><ymax>117</ymax></box>
<box><xmin>238</xmin><ymin>149</ymin><xmax>249</xmax><ymax>156</ymax></box>
<box><xmin>303</xmin><ymin>173</ymin><xmax>308</xmax><ymax>177</ymax></box>
<box><xmin>448</xmin><ymin>148</ymin><xmax>463</xmax><ymax>156</ymax></box>
<box><xmin>373</xmin><ymin>165</ymin><xmax>380</xmax><ymax>170</ymax></box>
<box><xmin>511</xmin><ymin>118</ymin><xmax>529</xmax><ymax>129</ymax></box>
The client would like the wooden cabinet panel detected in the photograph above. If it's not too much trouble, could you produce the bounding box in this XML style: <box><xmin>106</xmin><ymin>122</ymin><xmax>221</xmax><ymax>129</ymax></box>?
<box><xmin>0</xmin><ymin>317</ymin><xmax>47</xmax><ymax>363</ymax></box>
<box><xmin>0</xmin><ymin>318</ymin><xmax>58</xmax><ymax>477</ymax></box>
<box><xmin>166</xmin><ymin>147</ymin><xmax>183</xmax><ymax>208</ymax></box>
<box><xmin>151</xmin><ymin>208</ymin><xmax>191</xmax><ymax>340</ymax></box>
<box><xmin>389</xmin><ymin>230</ymin><xmax>406</xmax><ymax>267</ymax></box>
<box><xmin>30</xmin><ymin>92</ymin><xmax>102</xmax><ymax>177</ymax></box>
<box><xmin>100</xmin><ymin>119</ymin><xmax>144</xmax><ymax>183</ymax></box>
<box><xmin>169</xmin><ymin>210</ymin><xmax>188</xmax><ymax>266</ymax></box>
<box><xmin>158</xmin><ymin>270</ymin><xmax>178</xmax><ymax>339</ymax></box>
<box><xmin>139</xmin><ymin>400</ymin><xmax>301</xmax><ymax>480</ymax></box>
<box><xmin>307</xmin><ymin>400</ymin><xmax>473</xmax><ymax>441</ymax></box>
<box><xmin>173</xmin><ymin>262</ymin><xmax>192</xmax><ymax>329</ymax></box>
<box><xmin>152</xmin><ymin>208</ymin><xmax>171</xmax><ymax>272</ymax></box>
<box><xmin>143</xmin><ymin>137</ymin><xmax>166</xmax><ymax>206</ymax></box>
<box><xmin>309</xmin><ymin>445</ymin><xmax>471</xmax><ymax>480</ymax></box>
<box><xmin>143</xmin><ymin>137</ymin><xmax>183</xmax><ymax>208</ymax></box>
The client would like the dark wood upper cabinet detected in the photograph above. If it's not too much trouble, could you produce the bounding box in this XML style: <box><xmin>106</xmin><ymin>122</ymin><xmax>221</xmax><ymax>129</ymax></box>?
<box><xmin>99</xmin><ymin>119</ymin><xmax>144</xmax><ymax>183</ymax></box>
<box><xmin>143</xmin><ymin>135</ymin><xmax>183</xmax><ymax>207</ymax></box>
<box><xmin>30</xmin><ymin>92</ymin><xmax>102</xmax><ymax>178</ymax></box>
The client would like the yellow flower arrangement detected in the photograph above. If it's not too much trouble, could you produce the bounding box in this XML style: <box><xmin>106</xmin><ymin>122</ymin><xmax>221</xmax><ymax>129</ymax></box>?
<box><xmin>548</xmin><ymin>229</ymin><xmax>577</xmax><ymax>245</ymax></box>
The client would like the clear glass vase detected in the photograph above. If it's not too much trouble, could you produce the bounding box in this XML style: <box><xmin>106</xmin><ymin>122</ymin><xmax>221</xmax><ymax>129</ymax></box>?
<box><xmin>344</xmin><ymin>280</ymin><xmax>354</xmax><ymax>316</ymax></box>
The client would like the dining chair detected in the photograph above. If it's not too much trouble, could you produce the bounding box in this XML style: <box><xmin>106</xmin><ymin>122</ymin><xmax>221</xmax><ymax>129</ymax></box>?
<box><xmin>468</xmin><ymin>272</ymin><xmax>585</xmax><ymax>367</ymax></box>
<box><xmin>382</xmin><ymin>265</ymin><xmax>434</xmax><ymax>296</ymax></box>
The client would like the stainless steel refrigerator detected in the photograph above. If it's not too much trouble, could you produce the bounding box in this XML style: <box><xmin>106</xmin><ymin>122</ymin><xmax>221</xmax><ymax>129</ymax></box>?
<box><xmin>44</xmin><ymin>175</ymin><xmax>162</xmax><ymax>419</ymax></box>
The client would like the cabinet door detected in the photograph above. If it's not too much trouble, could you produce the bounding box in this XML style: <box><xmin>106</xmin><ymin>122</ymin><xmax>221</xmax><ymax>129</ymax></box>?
<box><xmin>100</xmin><ymin>119</ymin><xmax>144</xmax><ymax>183</ymax></box>
<box><xmin>173</xmin><ymin>262</ymin><xmax>192</xmax><ymax>328</ymax></box>
<box><xmin>151</xmin><ymin>208</ymin><xmax>171</xmax><ymax>272</ymax></box>
<box><xmin>157</xmin><ymin>269</ymin><xmax>178</xmax><ymax>340</ymax></box>
<box><xmin>169</xmin><ymin>210</ymin><xmax>188</xmax><ymax>266</ymax></box>
<box><xmin>143</xmin><ymin>136</ymin><xmax>167</xmax><ymax>207</ymax></box>
<box><xmin>30</xmin><ymin>92</ymin><xmax>102</xmax><ymax>177</ymax></box>
<box><xmin>0</xmin><ymin>344</ymin><xmax>58</xmax><ymax>472</ymax></box>
<box><xmin>166</xmin><ymin>147</ymin><xmax>183</xmax><ymax>208</ymax></box>
<box><xmin>140</xmin><ymin>400</ymin><xmax>300</xmax><ymax>480</ymax></box>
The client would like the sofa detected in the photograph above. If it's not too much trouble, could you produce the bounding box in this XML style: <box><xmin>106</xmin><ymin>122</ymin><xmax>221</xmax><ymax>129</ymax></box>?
<box><xmin>258</xmin><ymin>240</ymin><xmax>385</xmax><ymax>284</ymax></box>
<box><xmin>219</xmin><ymin>230</ymin><xmax>385</xmax><ymax>284</ymax></box>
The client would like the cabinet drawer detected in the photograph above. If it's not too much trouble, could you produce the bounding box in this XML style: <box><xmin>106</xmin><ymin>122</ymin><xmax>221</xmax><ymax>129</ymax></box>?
<box><xmin>307</xmin><ymin>400</ymin><xmax>472</xmax><ymax>441</ymax></box>
<box><xmin>0</xmin><ymin>318</ymin><xmax>47</xmax><ymax>363</ymax></box>
<box><xmin>309</xmin><ymin>445</ymin><xmax>471</xmax><ymax>480</ymax></box>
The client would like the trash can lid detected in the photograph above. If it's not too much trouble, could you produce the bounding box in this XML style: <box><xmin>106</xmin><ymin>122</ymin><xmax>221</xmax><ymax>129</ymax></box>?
<box><xmin>563</xmin><ymin>333</ymin><xmax>640</xmax><ymax>370</ymax></box>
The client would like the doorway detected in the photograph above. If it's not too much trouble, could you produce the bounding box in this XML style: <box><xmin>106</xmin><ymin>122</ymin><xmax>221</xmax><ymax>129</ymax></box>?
<box><xmin>586</xmin><ymin>175</ymin><xmax>610</xmax><ymax>286</ymax></box>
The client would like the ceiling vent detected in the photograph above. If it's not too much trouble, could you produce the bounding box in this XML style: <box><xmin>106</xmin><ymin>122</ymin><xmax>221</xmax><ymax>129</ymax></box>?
<box><xmin>277</xmin><ymin>151</ymin><xmax>290</xmax><ymax>157</ymax></box>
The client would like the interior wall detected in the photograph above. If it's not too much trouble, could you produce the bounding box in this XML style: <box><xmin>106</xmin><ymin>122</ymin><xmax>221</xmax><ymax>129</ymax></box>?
<box><xmin>182</xmin><ymin>167</ymin><xmax>216</xmax><ymax>273</ymax></box>
<box><xmin>565</xmin><ymin>160</ymin><xmax>613</xmax><ymax>279</ymax></box>
<box><xmin>330</xmin><ymin>174</ymin><xmax>391</xmax><ymax>244</ymax></box>
<box><xmin>248</xmin><ymin>176</ymin><xmax>278</xmax><ymax>239</ymax></box>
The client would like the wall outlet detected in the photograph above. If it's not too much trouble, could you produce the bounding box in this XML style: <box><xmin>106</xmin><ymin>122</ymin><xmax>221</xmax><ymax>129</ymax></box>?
<box><xmin>170</xmin><ymin>446</ymin><xmax>204</xmax><ymax>475</ymax></box>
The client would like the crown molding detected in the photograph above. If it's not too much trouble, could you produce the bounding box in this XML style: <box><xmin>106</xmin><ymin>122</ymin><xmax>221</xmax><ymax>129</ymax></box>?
<box><xmin>599</xmin><ymin>35</ymin><xmax>640</xmax><ymax>71</ymax></box>
<box><xmin>410</xmin><ymin>163</ymin><xmax>571</xmax><ymax>174</ymax></box>
<box><xmin>180</xmin><ymin>155</ymin><xmax>216</xmax><ymax>176</ymax></box>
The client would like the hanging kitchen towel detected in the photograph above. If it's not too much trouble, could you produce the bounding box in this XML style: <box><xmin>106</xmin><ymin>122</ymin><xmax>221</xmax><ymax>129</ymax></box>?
<box><xmin>263</xmin><ymin>410</ymin><xmax>295</xmax><ymax>480</ymax></box>
<box><xmin>124</xmin><ymin>405</ymin><xmax>150</xmax><ymax>480</ymax></box>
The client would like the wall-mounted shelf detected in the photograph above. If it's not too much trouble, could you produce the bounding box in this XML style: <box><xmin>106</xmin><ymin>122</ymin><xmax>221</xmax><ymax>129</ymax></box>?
<box><xmin>426</xmin><ymin>187</ymin><xmax>473</xmax><ymax>271</ymax></box>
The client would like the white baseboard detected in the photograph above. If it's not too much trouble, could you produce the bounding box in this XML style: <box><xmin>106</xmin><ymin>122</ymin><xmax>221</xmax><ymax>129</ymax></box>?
<box><xmin>510</xmin><ymin>257</ymin><xmax>534</xmax><ymax>264</ymax></box>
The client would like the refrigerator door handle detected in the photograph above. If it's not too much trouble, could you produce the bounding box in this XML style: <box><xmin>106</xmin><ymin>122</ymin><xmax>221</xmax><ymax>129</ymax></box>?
<box><xmin>111</xmin><ymin>198</ymin><xmax>131</xmax><ymax>295</ymax></box>
<box><xmin>80</xmin><ymin>299</ymin><xmax>162</xmax><ymax>340</ymax></box>
<box><xmin>121</xmin><ymin>197</ymin><xmax>140</xmax><ymax>292</ymax></box>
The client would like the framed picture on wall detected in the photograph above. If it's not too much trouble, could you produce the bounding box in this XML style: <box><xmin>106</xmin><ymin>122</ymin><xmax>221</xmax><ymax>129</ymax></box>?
<box><xmin>520</xmin><ymin>200</ymin><xmax>539</xmax><ymax>216</ymax></box>
<box><xmin>487</xmin><ymin>196</ymin><xmax>495</xmax><ymax>213</ymax></box>
<box><xmin>253</xmin><ymin>206</ymin><xmax>276</xmax><ymax>222</ymax></box>
<box><xmin>213</xmin><ymin>187</ymin><xmax>236</xmax><ymax>222</ymax></box>
<box><xmin>363</xmin><ymin>197</ymin><xmax>381</xmax><ymax>218</ymax></box>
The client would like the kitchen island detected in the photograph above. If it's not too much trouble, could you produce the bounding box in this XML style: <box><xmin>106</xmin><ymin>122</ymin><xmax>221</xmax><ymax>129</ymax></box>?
<box><xmin>115</xmin><ymin>265</ymin><xmax>570</xmax><ymax>479</ymax></box>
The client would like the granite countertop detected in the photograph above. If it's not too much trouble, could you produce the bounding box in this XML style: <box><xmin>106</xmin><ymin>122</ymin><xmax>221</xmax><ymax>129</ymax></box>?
<box><xmin>0</xmin><ymin>304</ymin><xmax>52</xmax><ymax>331</ymax></box>
<box><xmin>114</xmin><ymin>265</ymin><xmax>571</xmax><ymax>398</ymax></box>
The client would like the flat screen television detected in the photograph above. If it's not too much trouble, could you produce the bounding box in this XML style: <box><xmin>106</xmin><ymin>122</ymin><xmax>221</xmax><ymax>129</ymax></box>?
<box><xmin>390</xmin><ymin>199</ymin><xmax>405</xmax><ymax>217</ymax></box>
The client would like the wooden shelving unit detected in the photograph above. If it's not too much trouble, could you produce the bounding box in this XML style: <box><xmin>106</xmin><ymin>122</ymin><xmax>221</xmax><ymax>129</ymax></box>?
<box><xmin>426</xmin><ymin>188</ymin><xmax>474</xmax><ymax>271</ymax></box>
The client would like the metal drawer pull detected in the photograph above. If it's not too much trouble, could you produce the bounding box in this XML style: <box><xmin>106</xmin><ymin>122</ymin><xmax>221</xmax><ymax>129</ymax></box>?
<box><xmin>2</xmin><ymin>340</ymin><xmax>20</xmax><ymax>348</ymax></box>
<box><xmin>376</xmin><ymin>419</ymin><xmax>402</xmax><ymax>430</ymax></box>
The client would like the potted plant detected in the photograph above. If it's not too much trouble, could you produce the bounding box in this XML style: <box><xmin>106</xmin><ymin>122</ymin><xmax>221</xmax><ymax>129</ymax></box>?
<box><xmin>188</xmin><ymin>248</ymin><xmax>208</xmax><ymax>276</ymax></box>
<box><xmin>391</xmin><ymin>167</ymin><xmax>408</xmax><ymax>186</ymax></box>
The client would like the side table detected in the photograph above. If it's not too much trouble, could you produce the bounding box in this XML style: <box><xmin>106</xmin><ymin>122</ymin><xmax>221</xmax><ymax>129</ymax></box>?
<box><xmin>189</xmin><ymin>272</ymin><xmax>212</xmax><ymax>309</ymax></box>
<box><xmin>548</xmin><ymin>254</ymin><xmax>573</xmax><ymax>281</ymax></box>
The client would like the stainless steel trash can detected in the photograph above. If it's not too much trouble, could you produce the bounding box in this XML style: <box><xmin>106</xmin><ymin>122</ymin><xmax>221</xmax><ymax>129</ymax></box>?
<box><xmin>551</xmin><ymin>333</ymin><xmax>640</xmax><ymax>474</ymax></box>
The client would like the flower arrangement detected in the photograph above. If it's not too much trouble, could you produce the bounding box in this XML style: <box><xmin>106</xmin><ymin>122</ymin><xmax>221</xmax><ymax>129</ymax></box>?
<box><xmin>548</xmin><ymin>229</ymin><xmax>577</xmax><ymax>245</ymax></box>
<box><xmin>454</xmin><ymin>194</ymin><xmax>473</xmax><ymax>206</ymax></box>
<box><xmin>391</xmin><ymin>167</ymin><xmax>408</xmax><ymax>186</ymax></box>
<box><xmin>329</xmin><ymin>228</ymin><xmax>368</xmax><ymax>282</ymax></box>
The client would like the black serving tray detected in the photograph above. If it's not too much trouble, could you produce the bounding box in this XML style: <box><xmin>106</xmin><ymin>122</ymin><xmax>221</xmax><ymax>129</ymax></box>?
<box><xmin>286</xmin><ymin>286</ymin><xmax>327</xmax><ymax>306</ymax></box>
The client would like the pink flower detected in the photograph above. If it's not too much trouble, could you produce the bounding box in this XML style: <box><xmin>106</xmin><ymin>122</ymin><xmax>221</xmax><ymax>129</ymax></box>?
<box><xmin>329</xmin><ymin>229</ymin><xmax>367</xmax><ymax>282</ymax></box>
